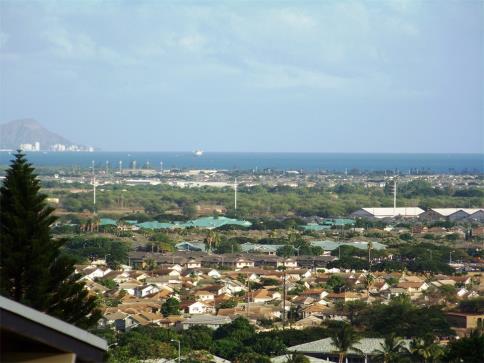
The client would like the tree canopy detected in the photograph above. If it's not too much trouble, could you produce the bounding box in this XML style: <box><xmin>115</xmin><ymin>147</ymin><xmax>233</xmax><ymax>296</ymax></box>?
<box><xmin>0</xmin><ymin>151</ymin><xmax>100</xmax><ymax>328</ymax></box>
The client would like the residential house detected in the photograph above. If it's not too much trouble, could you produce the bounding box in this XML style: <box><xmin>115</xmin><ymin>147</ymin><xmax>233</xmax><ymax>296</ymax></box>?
<box><xmin>396</xmin><ymin>281</ymin><xmax>429</xmax><ymax>296</ymax></box>
<box><xmin>293</xmin><ymin>316</ymin><xmax>324</xmax><ymax>329</ymax></box>
<box><xmin>186</xmin><ymin>258</ymin><xmax>202</xmax><ymax>269</ymax></box>
<box><xmin>302</xmin><ymin>304</ymin><xmax>330</xmax><ymax>319</ymax></box>
<box><xmin>100</xmin><ymin>312</ymin><xmax>138</xmax><ymax>332</ymax></box>
<box><xmin>194</xmin><ymin>290</ymin><xmax>215</xmax><ymax>302</ymax></box>
<box><xmin>78</xmin><ymin>266</ymin><xmax>112</xmax><ymax>281</ymax></box>
<box><xmin>301</xmin><ymin>288</ymin><xmax>328</xmax><ymax>301</ymax></box>
<box><xmin>251</xmin><ymin>289</ymin><xmax>281</xmax><ymax>304</ymax></box>
<box><xmin>181</xmin><ymin>301</ymin><xmax>214</xmax><ymax>315</ymax></box>
<box><xmin>134</xmin><ymin>284</ymin><xmax>160</xmax><ymax>298</ymax></box>
<box><xmin>177</xmin><ymin>315</ymin><xmax>231</xmax><ymax>330</ymax></box>
<box><xmin>119</xmin><ymin>280</ymin><xmax>143</xmax><ymax>296</ymax></box>
<box><xmin>327</xmin><ymin>291</ymin><xmax>363</xmax><ymax>303</ymax></box>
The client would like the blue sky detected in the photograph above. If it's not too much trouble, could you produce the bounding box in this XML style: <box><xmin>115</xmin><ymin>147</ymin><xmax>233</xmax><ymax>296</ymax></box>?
<box><xmin>0</xmin><ymin>0</ymin><xmax>482</xmax><ymax>152</ymax></box>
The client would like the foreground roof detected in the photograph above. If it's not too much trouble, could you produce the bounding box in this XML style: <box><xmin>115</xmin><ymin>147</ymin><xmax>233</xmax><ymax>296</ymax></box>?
<box><xmin>288</xmin><ymin>337</ymin><xmax>410</xmax><ymax>356</ymax></box>
<box><xmin>271</xmin><ymin>354</ymin><xmax>332</xmax><ymax>363</ymax></box>
<box><xmin>1</xmin><ymin>296</ymin><xmax>107</xmax><ymax>362</ymax></box>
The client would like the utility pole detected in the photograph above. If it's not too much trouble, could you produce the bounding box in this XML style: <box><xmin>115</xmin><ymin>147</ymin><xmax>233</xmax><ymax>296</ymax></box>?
<box><xmin>246</xmin><ymin>271</ymin><xmax>250</xmax><ymax>318</ymax></box>
<box><xmin>282</xmin><ymin>260</ymin><xmax>286</xmax><ymax>329</ymax></box>
<box><xmin>234</xmin><ymin>177</ymin><xmax>237</xmax><ymax>211</ymax></box>
<box><xmin>368</xmin><ymin>241</ymin><xmax>373</xmax><ymax>272</ymax></box>
<box><xmin>92</xmin><ymin>161</ymin><xmax>96</xmax><ymax>215</ymax></box>
<box><xmin>393</xmin><ymin>177</ymin><xmax>397</xmax><ymax>212</ymax></box>
<box><xmin>93</xmin><ymin>176</ymin><xmax>96</xmax><ymax>215</ymax></box>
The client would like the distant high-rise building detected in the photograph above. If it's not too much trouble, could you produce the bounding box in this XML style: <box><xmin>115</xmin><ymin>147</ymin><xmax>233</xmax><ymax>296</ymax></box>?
<box><xmin>19</xmin><ymin>143</ymin><xmax>34</xmax><ymax>151</ymax></box>
<box><xmin>34</xmin><ymin>142</ymin><xmax>40</xmax><ymax>151</ymax></box>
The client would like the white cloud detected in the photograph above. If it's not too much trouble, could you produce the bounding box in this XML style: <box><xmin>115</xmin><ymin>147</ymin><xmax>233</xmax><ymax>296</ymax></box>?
<box><xmin>43</xmin><ymin>26</ymin><xmax>134</xmax><ymax>66</ymax></box>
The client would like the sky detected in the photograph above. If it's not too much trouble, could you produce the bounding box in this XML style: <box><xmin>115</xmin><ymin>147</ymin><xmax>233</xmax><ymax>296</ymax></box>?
<box><xmin>0</xmin><ymin>0</ymin><xmax>482</xmax><ymax>153</ymax></box>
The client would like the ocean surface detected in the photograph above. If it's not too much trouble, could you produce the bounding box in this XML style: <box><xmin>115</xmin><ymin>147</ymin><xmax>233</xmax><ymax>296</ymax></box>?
<box><xmin>0</xmin><ymin>151</ymin><xmax>483</xmax><ymax>173</ymax></box>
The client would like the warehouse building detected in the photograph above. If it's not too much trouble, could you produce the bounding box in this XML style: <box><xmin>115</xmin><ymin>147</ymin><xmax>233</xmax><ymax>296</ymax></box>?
<box><xmin>350</xmin><ymin>207</ymin><xmax>425</xmax><ymax>220</ymax></box>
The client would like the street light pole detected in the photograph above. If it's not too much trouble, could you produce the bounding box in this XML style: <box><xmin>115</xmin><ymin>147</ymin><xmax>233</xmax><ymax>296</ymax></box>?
<box><xmin>171</xmin><ymin>339</ymin><xmax>180</xmax><ymax>363</ymax></box>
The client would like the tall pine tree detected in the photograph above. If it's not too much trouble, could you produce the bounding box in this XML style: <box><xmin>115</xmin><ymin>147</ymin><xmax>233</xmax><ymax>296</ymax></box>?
<box><xmin>0</xmin><ymin>151</ymin><xmax>100</xmax><ymax>328</ymax></box>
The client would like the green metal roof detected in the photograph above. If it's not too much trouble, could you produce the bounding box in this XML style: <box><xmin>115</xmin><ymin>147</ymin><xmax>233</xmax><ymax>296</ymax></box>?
<box><xmin>136</xmin><ymin>221</ymin><xmax>174</xmax><ymax>230</ymax></box>
<box><xmin>333</xmin><ymin>218</ymin><xmax>356</xmax><ymax>226</ymax></box>
<box><xmin>181</xmin><ymin>216</ymin><xmax>252</xmax><ymax>229</ymax></box>
<box><xmin>301</xmin><ymin>223</ymin><xmax>332</xmax><ymax>231</ymax></box>
<box><xmin>99</xmin><ymin>218</ymin><xmax>117</xmax><ymax>226</ymax></box>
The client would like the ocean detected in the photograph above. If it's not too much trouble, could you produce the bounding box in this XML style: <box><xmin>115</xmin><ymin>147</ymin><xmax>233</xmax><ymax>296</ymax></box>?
<box><xmin>0</xmin><ymin>151</ymin><xmax>483</xmax><ymax>173</ymax></box>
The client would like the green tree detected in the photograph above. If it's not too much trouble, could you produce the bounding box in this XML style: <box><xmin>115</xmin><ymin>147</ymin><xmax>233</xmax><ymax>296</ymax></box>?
<box><xmin>445</xmin><ymin>329</ymin><xmax>484</xmax><ymax>363</ymax></box>
<box><xmin>204</xmin><ymin>230</ymin><xmax>221</xmax><ymax>254</ymax></box>
<box><xmin>284</xmin><ymin>353</ymin><xmax>310</xmax><ymax>363</ymax></box>
<box><xmin>325</xmin><ymin>275</ymin><xmax>346</xmax><ymax>293</ymax></box>
<box><xmin>213</xmin><ymin>338</ymin><xmax>243</xmax><ymax>360</ymax></box>
<box><xmin>458</xmin><ymin>297</ymin><xmax>484</xmax><ymax>314</ymax></box>
<box><xmin>0</xmin><ymin>151</ymin><xmax>100</xmax><ymax>328</ymax></box>
<box><xmin>373</xmin><ymin>334</ymin><xmax>408</xmax><ymax>363</ymax></box>
<box><xmin>251</xmin><ymin>335</ymin><xmax>286</xmax><ymax>356</ymax></box>
<box><xmin>161</xmin><ymin>297</ymin><xmax>181</xmax><ymax>317</ymax></box>
<box><xmin>181</xmin><ymin>325</ymin><xmax>213</xmax><ymax>351</ymax></box>
<box><xmin>367</xmin><ymin>295</ymin><xmax>452</xmax><ymax>338</ymax></box>
<box><xmin>215</xmin><ymin>239</ymin><xmax>242</xmax><ymax>254</ymax></box>
<box><xmin>217</xmin><ymin>298</ymin><xmax>238</xmax><ymax>311</ymax></box>
<box><xmin>214</xmin><ymin>316</ymin><xmax>256</xmax><ymax>341</ymax></box>
<box><xmin>182</xmin><ymin>350</ymin><xmax>215</xmax><ymax>363</ymax></box>
<box><xmin>277</xmin><ymin>245</ymin><xmax>296</xmax><ymax>257</ymax></box>
<box><xmin>343</xmin><ymin>300</ymin><xmax>368</xmax><ymax>326</ymax></box>
<box><xmin>235</xmin><ymin>352</ymin><xmax>271</xmax><ymax>363</ymax></box>
<box><xmin>363</xmin><ymin>272</ymin><xmax>375</xmax><ymax>297</ymax></box>
<box><xmin>97</xmin><ymin>278</ymin><xmax>117</xmax><ymax>289</ymax></box>
<box><xmin>409</xmin><ymin>336</ymin><xmax>444</xmax><ymax>363</ymax></box>
<box><xmin>329</xmin><ymin>323</ymin><xmax>361</xmax><ymax>363</ymax></box>
<box><xmin>182</xmin><ymin>203</ymin><xmax>198</xmax><ymax>219</ymax></box>
<box><xmin>111</xmin><ymin>328</ymin><xmax>176</xmax><ymax>361</ymax></box>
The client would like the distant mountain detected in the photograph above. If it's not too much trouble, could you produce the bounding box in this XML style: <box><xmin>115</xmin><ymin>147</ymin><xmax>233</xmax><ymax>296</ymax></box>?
<box><xmin>0</xmin><ymin>119</ymin><xmax>77</xmax><ymax>150</ymax></box>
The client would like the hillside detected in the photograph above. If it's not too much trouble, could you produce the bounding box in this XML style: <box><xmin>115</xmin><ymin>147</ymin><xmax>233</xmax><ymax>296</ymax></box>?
<box><xmin>0</xmin><ymin>119</ymin><xmax>75</xmax><ymax>150</ymax></box>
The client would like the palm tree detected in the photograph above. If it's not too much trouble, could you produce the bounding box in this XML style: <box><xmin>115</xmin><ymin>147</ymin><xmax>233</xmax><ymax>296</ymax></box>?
<box><xmin>364</xmin><ymin>272</ymin><xmax>375</xmax><ymax>298</ymax></box>
<box><xmin>373</xmin><ymin>334</ymin><xmax>407</xmax><ymax>363</ymax></box>
<box><xmin>330</xmin><ymin>323</ymin><xmax>361</xmax><ymax>363</ymax></box>
<box><xmin>367</xmin><ymin>241</ymin><xmax>373</xmax><ymax>270</ymax></box>
<box><xmin>204</xmin><ymin>229</ymin><xmax>220</xmax><ymax>254</ymax></box>
<box><xmin>410</xmin><ymin>336</ymin><xmax>444</xmax><ymax>363</ymax></box>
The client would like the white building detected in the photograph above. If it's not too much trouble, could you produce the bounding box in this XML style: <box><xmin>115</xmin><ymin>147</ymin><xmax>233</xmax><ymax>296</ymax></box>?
<box><xmin>351</xmin><ymin>207</ymin><xmax>425</xmax><ymax>219</ymax></box>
